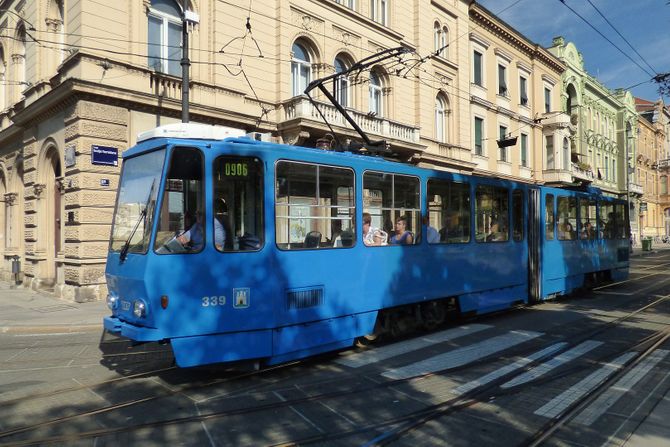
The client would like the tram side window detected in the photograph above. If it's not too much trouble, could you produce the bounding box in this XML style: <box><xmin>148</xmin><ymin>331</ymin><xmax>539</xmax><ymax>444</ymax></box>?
<box><xmin>154</xmin><ymin>147</ymin><xmax>204</xmax><ymax>254</ymax></box>
<box><xmin>557</xmin><ymin>196</ymin><xmax>577</xmax><ymax>241</ymax></box>
<box><xmin>426</xmin><ymin>179</ymin><xmax>470</xmax><ymax>244</ymax></box>
<box><xmin>213</xmin><ymin>156</ymin><xmax>264</xmax><ymax>252</ymax></box>
<box><xmin>512</xmin><ymin>190</ymin><xmax>523</xmax><ymax>241</ymax></box>
<box><xmin>614</xmin><ymin>202</ymin><xmax>627</xmax><ymax>239</ymax></box>
<box><xmin>363</xmin><ymin>172</ymin><xmax>420</xmax><ymax>246</ymax></box>
<box><xmin>475</xmin><ymin>185</ymin><xmax>509</xmax><ymax>243</ymax></box>
<box><xmin>545</xmin><ymin>194</ymin><xmax>555</xmax><ymax>240</ymax></box>
<box><xmin>599</xmin><ymin>201</ymin><xmax>615</xmax><ymax>239</ymax></box>
<box><xmin>578</xmin><ymin>198</ymin><xmax>597</xmax><ymax>240</ymax></box>
<box><xmin>276</xmin><ymin>161</ymin><xmax>354</xmax><ymax>250</ymax></box>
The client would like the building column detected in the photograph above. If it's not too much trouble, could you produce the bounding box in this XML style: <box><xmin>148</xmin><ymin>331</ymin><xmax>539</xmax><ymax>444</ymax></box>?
<box><xmin>60</xmin><ymin>99</ymin><xmax>127</xmax><ymax>302</ymax></box>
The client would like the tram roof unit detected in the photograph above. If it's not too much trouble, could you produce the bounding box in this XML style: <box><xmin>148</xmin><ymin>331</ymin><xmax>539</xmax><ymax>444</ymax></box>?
<box><xmin>137</xmin><ymin>123</ymin><xmax>249</xmax><ymax>143</ymax></box>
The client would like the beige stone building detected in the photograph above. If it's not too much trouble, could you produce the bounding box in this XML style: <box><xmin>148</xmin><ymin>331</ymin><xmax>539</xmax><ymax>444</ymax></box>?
<box><xmin>637</xmin><ymin>98</ymin><xmax>670</xmax><ymax>237</ymax></box>
<box><xmin>0</xmin><ymin>0</ymin><xmax>568</xmax><ymax>300</ymax></box>
<box><xmin>468</xmin><ymin>3</ymin><xmax>568</xmax><ymax>183</ymax></box>
<box><xmin>635</xmin><ymin>98</ymin><xmax>666</xmax><ymax>237</ymax></box>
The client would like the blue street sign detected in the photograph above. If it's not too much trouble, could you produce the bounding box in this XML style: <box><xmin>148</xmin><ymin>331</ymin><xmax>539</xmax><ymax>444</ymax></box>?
<box><xmin>91</xmin><ymin>145</ymin><xmax>118</xmax><ymax>166</ymax></box>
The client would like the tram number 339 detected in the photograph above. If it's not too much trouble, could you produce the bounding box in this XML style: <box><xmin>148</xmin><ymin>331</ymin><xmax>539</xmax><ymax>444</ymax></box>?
<box><xmin>202</xmin><ymin>296</ymin><xmax>226</xmax><ymax>307</ymax></box>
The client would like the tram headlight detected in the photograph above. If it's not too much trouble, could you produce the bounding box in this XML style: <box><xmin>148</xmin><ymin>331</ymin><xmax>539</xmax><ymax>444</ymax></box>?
<box><xmin>106</xmin><ymin>294</ymin><xmax>119</xmax><ymax>311</ymax></box>
<box><xmin>133</xmin><ymin>300</ymin><xmax>147</xmax><ymax>318</ymax></box>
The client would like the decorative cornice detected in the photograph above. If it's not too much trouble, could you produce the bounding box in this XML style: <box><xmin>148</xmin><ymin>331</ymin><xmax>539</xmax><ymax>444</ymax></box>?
<box><xmin>470</xmin><ymin>95</ymin><xmax>495</xmax><ymax>110</ymax></box>
<box><xmin>494</xmin><ymin>47</ymin><xmax>513</xmax><ymax>63</ymax></box>
<box><xmin>516</xmin><ymin>61</ymin><xmax>532</xmax><ymax>74</ymax></box>
<box><xmin>469</xmin><ymin>32</ymin><xmax>490</xmax><ymax>49</ymax></box>
<box><xmin>469</xmin><ymin>4</ymin><xmax>565</xmax><ymax>74</ymax></box>
<box><xmin>542</xmin><ymin>74</ymin><xmax>558</xmax><ymax>86</ymax></box>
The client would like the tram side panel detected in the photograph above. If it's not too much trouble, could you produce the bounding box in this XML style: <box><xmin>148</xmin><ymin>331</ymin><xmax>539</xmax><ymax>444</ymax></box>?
<box><xmin>539</xmin><ymin>189</ymin><xmax>630</xmax><ymax>299</ymax></box>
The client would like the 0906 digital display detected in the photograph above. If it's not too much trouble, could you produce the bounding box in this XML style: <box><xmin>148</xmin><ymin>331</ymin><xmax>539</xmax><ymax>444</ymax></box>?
<box><xmin>225</xmin><ymin>162</ymin><xmax>248</xmax><ymax>177</ymax></box>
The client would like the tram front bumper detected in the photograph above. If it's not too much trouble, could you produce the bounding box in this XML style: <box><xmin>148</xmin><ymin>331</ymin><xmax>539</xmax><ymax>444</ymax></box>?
<box><xmin>103</xmin><ymin>316</ymin><xmax>165</xmax><ymax>342</ymax></box>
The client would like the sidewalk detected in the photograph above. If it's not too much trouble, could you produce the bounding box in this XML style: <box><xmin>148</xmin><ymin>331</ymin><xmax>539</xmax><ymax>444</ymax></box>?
<box><xmin>630</xmin><ymin>242</ymin><xmax>670</xmax><ymax>257</ymax></box>
<box><xmin>0</xmin><ymin>281</ymin><xmax>108</xmax><ymax>334</ymax></box>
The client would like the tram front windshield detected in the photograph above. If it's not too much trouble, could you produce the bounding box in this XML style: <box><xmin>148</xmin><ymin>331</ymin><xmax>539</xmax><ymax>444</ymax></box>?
<box><xmin>110</xmin><ymin>149</ymin><xmax>166</xmax><ymax>253</ymax></box>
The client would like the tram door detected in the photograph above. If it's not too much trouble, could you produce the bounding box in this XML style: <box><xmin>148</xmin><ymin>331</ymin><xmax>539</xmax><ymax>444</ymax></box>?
<box><xmin>528</xmin><ymin>188</ymin><xmax>541</xmax><ymax>303</ymax></box>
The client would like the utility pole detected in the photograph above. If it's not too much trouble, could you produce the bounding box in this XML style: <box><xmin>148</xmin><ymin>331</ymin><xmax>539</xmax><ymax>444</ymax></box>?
<box><xmin>181</xmin><ymin>9</ymin><xmax>200</xmax><ymax>123</ymax></box>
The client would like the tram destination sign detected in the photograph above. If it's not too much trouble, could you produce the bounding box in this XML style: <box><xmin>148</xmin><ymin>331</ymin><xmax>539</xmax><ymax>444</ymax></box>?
<box><xmin>91</xmin><ymin>145</ymin><xmax>118</xmax><ymax>166</ymax></box>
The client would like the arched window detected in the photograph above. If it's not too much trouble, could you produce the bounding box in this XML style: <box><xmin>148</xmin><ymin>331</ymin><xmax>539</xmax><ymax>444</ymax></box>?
<box><xmin>15</xmin><ymin>25</ymin><xmax>26</xmax><ymax>101</ymax></box>
<box><xmin>291</xmin><ymin>42</ymin><xmax>311</xmax><ymax>96</ymax></box>
<box><xmin>435</xmin><ymin>95</ymin><xmax>448</xmax><ymax>143</ymax></box>
<box><xmin>0</xmin><ymin>47</ymin><xmax>5</xmax><ymax>110</ymax></box>
<box><xmin>147</xmin><ymin>0</ymin><xmax>182</xmax><ymax>76</ymax></box>
<box><xmin>434</xmin><ymin>22</ymin><xmax>441</xmax><ymax>54</ymax></box>
<box><xmin>441</xmin><ymin>26</ymin><xmax>448</xmax><ymax>58</ymax></box>
<box><xmin>47</xmin><ymin>0</ymin><xmax>65</xmax><ymax>67</ymax></box>
<box><xmin>334</xmin><ymin>56</ymin><xmax>350</xmax><ymax>107</ymax></box>
<box><xmin>369</xmin><ymin>70</ymin><xmax>383</xmax><ymax>116</ymax></box>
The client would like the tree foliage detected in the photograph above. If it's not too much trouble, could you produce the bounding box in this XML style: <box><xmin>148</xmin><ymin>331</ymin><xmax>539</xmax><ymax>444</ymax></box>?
<box><xmin>655</xmin><ymin>73</ymin><xmax>670</xmax><ymax>97</ymax></box>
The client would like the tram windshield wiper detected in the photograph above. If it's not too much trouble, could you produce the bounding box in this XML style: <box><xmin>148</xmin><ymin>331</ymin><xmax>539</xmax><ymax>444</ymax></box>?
<box><xmin>120</xmin><ymin>179</ymin><xmax>156</xmax><ymax>262</ymax></box>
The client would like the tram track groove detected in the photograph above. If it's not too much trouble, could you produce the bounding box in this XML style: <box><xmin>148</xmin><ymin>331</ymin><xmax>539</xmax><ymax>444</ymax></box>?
<box><xmin>1</xmin><ymin>256</ymin><xmax>665</xmax><ymax>445</ymax></box>
<box><xmin>521</xmin><ymin>330</ymin><xmax>670</xmax><ymax>447</ymax></box>
<box><xmin>2</xmin><ymin>254</ymin><xmax>662</xmax><ymax>408</ymax></box>
<box><xmin>3</xmin><ymin>289</ymin><xmax>669</xmax><ymax>446</ymax></box>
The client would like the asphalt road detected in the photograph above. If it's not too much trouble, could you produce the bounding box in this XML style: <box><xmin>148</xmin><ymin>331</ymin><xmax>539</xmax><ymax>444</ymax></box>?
<box><xmin>0</xmin><ymin>251</ymin><xmax>669</xmax><ymax>446</ymax></box>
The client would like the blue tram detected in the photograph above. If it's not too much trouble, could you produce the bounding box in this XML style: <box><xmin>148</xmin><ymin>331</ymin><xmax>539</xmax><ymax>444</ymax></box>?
<box><xmin>103</xmin><ymin>124</ymin><xmax>630</xmax><ymax>367</ymax></box>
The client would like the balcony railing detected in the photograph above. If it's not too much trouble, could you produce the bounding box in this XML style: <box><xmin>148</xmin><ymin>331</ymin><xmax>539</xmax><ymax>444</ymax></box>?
<box><xmin>544</xmin><ymin>163</ymin><xmax>596</xmax><ymax>185</ymax></box>
<box><xmin>283</xmin><ymin>96</ymin><xmax>420</xmax><ymax>144</ymax></box>
<box><xmin>571</xmin><ymin>162</ymin><xmax>594</xmax><ymax>181</ymax></box>
<box><xmin>628</xmin><ymin>182</ymin><xmax>643</xmax><ymax>195</ymax></box>
<box><xmin>540</xmin><ymin>111</ymin><xmax>571</xmax><ymax>129</ymax></box>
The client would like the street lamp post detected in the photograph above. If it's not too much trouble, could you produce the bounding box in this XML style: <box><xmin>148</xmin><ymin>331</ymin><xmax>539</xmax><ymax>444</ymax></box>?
<box><xmin>181</xmin><ymin>9</ymin><xmax>200</xmax><ymax>123</ymax></box>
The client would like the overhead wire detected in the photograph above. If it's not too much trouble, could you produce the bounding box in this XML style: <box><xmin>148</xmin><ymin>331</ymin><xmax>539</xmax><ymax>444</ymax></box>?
<box><xmin>2</xmin><ymin>0</ymin><xmax>659</xmax><ymax>144</ymax></box>
<box><xmin>556</xmin><ymin>0</ymin><xmax>656</xmax><ymax>79</ymax></box>
<box><xmin>584</xmin><ymin>0</ymin><xmax>658</xmax><ymax>76</ymax></box>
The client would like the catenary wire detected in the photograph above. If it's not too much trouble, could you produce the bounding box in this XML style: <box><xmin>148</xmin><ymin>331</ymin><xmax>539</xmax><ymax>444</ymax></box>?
<box><xmin>584</xmin><ymin>0</ymin><xmax>658</xmax><ymax>76</ymax></box>
<box><xmin>556</xmin><ymin>0</ymin><xmax>655</xmax><ymax>79</ymax></box>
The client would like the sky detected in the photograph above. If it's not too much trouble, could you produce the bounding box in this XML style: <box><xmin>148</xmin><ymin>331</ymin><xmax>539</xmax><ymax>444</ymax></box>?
<box><xmin>477</xmin><ymin>0</ymin><xmax>670</xmax><ymax>103</ymax></box>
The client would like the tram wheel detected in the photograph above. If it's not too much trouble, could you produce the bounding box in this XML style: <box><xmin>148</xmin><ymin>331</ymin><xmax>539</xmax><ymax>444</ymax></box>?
<box><xmin>420</xmin><ymin>302</ymin><xmax>447</xmax><ymax>331</ymax></box>
<box><xmin>355</xmin><ymin>318</ymin><xmax>383</xmax><ymax>348</ymax></box>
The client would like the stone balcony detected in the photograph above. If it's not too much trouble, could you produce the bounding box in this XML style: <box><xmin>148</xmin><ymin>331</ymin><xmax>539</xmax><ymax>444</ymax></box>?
<box><xmin>543</xmin><ymin>162</ymin><xmax>594</xmax><ymax>186</ymax></box>
<box><xmin>540</xmin><ymin>111</ymin><xmax>572</xmax><ymax>130</ymax></box>
<box><xmin>280</xmin><ymin>96</ymin><xmax>422</xmax><ymax>152</ymax></box>
<box><xmin>571</xmin><ymin>162</ymin><xmax>595</xmax><ymax>182</ymax></box>
<box><xmin>628</xmin><ymin>182</ymin><xmax>644</xmax><ymax>196</ymax></box>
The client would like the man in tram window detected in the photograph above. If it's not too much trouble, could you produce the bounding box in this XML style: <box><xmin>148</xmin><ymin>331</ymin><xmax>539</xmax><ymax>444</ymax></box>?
<box><xmin>177</xmin><ymin>211</ymin><xmax>204</xmax><ymax>251</ymax></box>
<box><xmin>486</xmin><ymin>218</ymin><xmax>503</xmax><ymax>242</ymax></box>
<box><xmin>390</xmin><ymin>215</ymin><xmax>414</xmax><ymax>245</ymax></box>
<box><xmin>423</xmin><ymin>214</ymin><xmax>440</xmax><ymax>244</ymax></box>
<box><xmin>603</xmin><ymin>212</ymin><xmax>615</xmax><ymax>239</ymax></box>
<box><xmin>214</xmin><ymin>198</ymin><xmax>233</xmax><ymax>251</ymax></box>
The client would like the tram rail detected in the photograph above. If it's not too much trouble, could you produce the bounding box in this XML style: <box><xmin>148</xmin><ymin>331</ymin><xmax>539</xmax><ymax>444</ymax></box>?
<box><xmin>2</xmin><ymin>279</ymin><xmax>669</xmax><ymax>446</ymax></box>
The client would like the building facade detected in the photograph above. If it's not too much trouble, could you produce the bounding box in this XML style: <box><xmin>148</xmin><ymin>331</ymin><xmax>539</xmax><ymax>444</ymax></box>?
<box><xmin>636</xmin><ymin>98</ymin><xmax>669</xmax><ymax>237</ymax></box>
<box><xmin>0</xmin><ymin>0</ymin><xmax>483</xmax><ymax>300</ymax></box>
<box><xmin>467</xmin><ymin>3</ymin><xmax>567</xmax><ymax>183</ymax></box>
<box><xmin>3</xmin><ymin>1</ymin><xmax>648</xmax><ymax>300</ymax></box>
<box><xmin>546</xmin><ymin>38</ymin><xmax>642</xmax><ymax>240</ymax></box>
